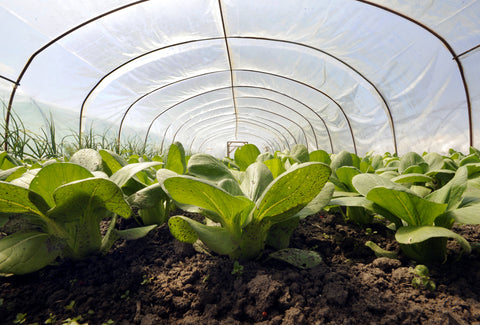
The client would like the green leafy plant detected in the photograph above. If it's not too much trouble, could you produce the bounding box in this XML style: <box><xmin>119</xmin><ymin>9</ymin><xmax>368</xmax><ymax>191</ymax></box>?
<box><xmin>331</xmin><ymin>165</ymin><xmax>480</xmax><ymax>263</ymax></box>
<box><xmin>160</xmin><ymin>155</ymin><xmax>333</xmax><ymax>264</ymax></box>
<box><xmin>411</xmin><ymin>264</ymin><xmax>436</xmax><ymax>291</ymax></box>
<box><xmin>0</xmin><ymin>162</ymin><xmax>156</xmax><ymax>275</ymax></box>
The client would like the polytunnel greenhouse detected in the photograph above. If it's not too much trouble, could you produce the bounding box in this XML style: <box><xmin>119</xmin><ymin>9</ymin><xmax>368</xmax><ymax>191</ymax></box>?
<box><xmin>1</xmin><ymin>0</ymin><xmax>479</xmax><ymax>157</ymax></box>
<box><xmin>1</xmin><ymin>1</ymin><xmax>480</xmax><ymax>325</ymax></box>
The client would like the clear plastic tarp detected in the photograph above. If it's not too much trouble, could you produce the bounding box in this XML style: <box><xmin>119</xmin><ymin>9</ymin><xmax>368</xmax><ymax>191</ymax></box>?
<box><xmin>1</xmin><ymin>0</ymin><xmax>479</xmax><ymax>157</ymax></box>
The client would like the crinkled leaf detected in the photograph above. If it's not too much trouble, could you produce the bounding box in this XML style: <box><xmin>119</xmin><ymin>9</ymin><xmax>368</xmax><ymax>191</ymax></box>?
<box><xmin>29</xmin><ymin>162</ymin><xmax>93</xmax><ymax>208</ymax></box>
<box><xmin>269</xmin><ymin>248</ymin><xmax>322</xmax><ymax>269</ymax></box>
<box><xmin>168</xmin><ymin>216</ymin><xmax>238</xmax><ymax>256</ymax></box>
<box><xmin>0</xmin><ymin>232</ymin><xmax>64</xmax><ymax>275</ymax></box>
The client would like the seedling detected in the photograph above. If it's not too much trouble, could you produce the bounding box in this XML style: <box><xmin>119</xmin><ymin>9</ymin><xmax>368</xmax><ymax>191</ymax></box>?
<box><xmin>231</xmin><ymin>261</ymin><xmax>244</xmax><ymax>276</ymax></box>
<box><xmin>411</xmin><ymin>264</ymin><xmax>436</xmax><ymax>291</ymax></box>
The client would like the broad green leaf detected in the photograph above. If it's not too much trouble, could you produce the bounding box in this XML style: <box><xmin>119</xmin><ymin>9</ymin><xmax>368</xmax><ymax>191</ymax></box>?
<box><xmin>336</xmin><ymin>166</ymin><xmax>361</xmax><ymax>192</ymax></box>
<box><xmin>29</xmin><ymin>163</ymin><xmax>93</xmax><ymax>207</ymax></box>
<box><xmin>426</xmin><ymin>166</ymin><xmax>468</xmax><ymax>210</ymax></box>
<box><xmin>352</xmin><ymin>173</ymin><xmax>409</xmax><ymax>197</ymax></box>
<box><xmin>218</xmin><ymin>178</ymin><xmax>244</xmax><ymax>196</ymax></box>
<box><xmin>294</xmin><ymin>182</ymin><xmax>335</xmax><ymax>219</ymax></box>
<box><xmin>110</xmin><ymin>161</ymin><xmax>161</xmax><ymax>187</ymax></box>
<box><xmin>398</xmin><ymin>152</ymin><xmax>427</xmax><ymax>174</ymax></box>
<box><xmin>0</xmin><ymin>232</ymin><xmax>64</xmax><ymax>274</ymax></box>
<box><xmin>460</xmin><ymin>154</ymin><xmax>480</xmax><ymax>166</ymax></box>
<box><xmin>234</xmin><ymin>144</ymin><xmax>261</xmax><ymax>171</ymax></box>
<box><xmin>263</xmin><ymin>158</ymin><xmax>286</xmax><ymax>179</ymax></box>
<box><xmin>396</xmin><ymin>225</ymin><xmax>471</xmax><ymax>254</ymax></box>
<box><xmin>444</xmin><ymin>205</ymin><xmax>480</xmax><ymax>224</ymax></box>
<box><xmin>49</xmin><ymin>178</ymin><xmax>131</xmax><ymax>223</ymax></box>
<box><xmin>165</xmin><ymin>142</ymin><xmax>186</xmax><ymax>174</ymax></box>
<box><xmin>269</xmin><ymin>248</ymin><xmax>322</xmax><ymax>269</ymax></box>
<box><xmin>99</xmin><ymin>149</ymin><xmax>128</xmax><ymax>175</ymax></box>
<box><xmin>163</xmin><ymin>176</ymin><xmax>253</xmax><ymax>232</ymax></box>
<box><xmin>289</xmin><ymin>144</ymin><xmax>309</xmax><ymax>163</ymax></box>
<box><xmin>115</xmin><ymin>224</ymin><xmax>158</xmax><ymax>240</ymax></box>
<box><xmin>128</xmin><ymin>183</ymin><xmax>168</xmax><ymax>209</ymax></box>
<box><xmin>330</xmin><ymin>151</ymin><xmax>353</xmax><ymax>172</ymax></box>
<box><xmin>255</xmin><ymin>162</ymin><xmax>331</xmax><ymax>223</ymax></box>
<box><xmin>187</xmin><ymin>153</ymin><xmax>236</xmax><ymax>182</ymax></box>
<box><xmin>240</xmin><ymin>162</ymin><xmax>274</xmax><ymax>202</ymax></box>
<box><xmin>70</xmin><ymin>149</ymin><xmax>104</xmax><ymax>172</ymax></box>
<box><xmin>168</xmin><ymin>216</ymin><xmax>238</xmax><ymax>256</ymax></box>
<box><xmin>309</xmin><ymin>150</ymin><xmax>331</xmax><ymax>165</ymax></box>
<box><xmin>423</xmin><ymin>152</ymin><xmax>445</xmax><ymax>172</ymax></box>
<box><xmin>0</xmin><ymin>181</ymin><xmax>50</xmax><ymax>216</ymax></box>
<box><xmin>391</xmin><ymin>173</ymin><xmax>433</xmax><ymax>184</ymax></box>
<box><xmin>370</xmin><ymin>154</ymin><xmax>384</xmax><ymax>170</ymax></box>
<box><xmin>367</xmin><ymin>187</ymin><xmax>447</xmax><ymax>226</ymax></box>
<box><xmin>0</xmin><ymin>166</ymin><xmax>26</xmax><ymax>182</ymax></box>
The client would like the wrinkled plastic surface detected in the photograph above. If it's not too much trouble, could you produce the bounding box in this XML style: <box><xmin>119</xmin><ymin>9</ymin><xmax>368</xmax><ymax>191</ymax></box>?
<box><xmin>0</xmin><ymin>0</ymin><xmax>479</xmax><ymax>157</ymax></box>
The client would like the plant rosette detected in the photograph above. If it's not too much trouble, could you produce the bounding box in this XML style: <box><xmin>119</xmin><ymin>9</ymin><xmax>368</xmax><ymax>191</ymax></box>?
<box><xmin>158</xmin><ymin>157</ymin><xmax>333</xmax><ymax>267</ymax></box>
<box><xmin>0</xmin><ymin>162</ymin><xmax>156</xmax><ymax>275</ymax></box>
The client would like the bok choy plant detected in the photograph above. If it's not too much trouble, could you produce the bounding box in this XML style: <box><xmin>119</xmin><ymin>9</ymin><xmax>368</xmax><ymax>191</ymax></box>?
<box><xmin>158</xmin><ymin>154</ymin><xmax>333</xmax><ymax>264</ymax></box>
<box><xmin>331</xmin><ymin>165</ymin><xmax>480</xmax><ymax>263</ymax></box>
<box><xmin>0</xmin><ymin>162</ymin><xmax>156</xmax><ymax>275</ymax></box>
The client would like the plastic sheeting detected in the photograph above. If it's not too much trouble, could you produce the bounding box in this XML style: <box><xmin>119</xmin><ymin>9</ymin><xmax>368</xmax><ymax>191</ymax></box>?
<box><xmin>0</xmin><ymin>0</ymin><xmax>479</xmax><ymax>157</ymax></box>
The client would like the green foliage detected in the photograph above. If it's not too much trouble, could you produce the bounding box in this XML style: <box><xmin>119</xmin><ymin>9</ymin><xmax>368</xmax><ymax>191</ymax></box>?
<box><xmin>234</xmin><ymin>144</ymin><xmax>261</xmax><ymax>171</ymax></box>
<box><xmin>161</xmin><ymin>157</ymin><xmax>332</xmax><ymax>263</ymax></box>
<box><xmin>0</xmin><ymin>161</ymin><xmax>155</xmax><ymax>275</ymax></box>
<box><xmin>331</xmin><ymin>165</ymin><xmax>480</xmax><ymax>263</ymax></box>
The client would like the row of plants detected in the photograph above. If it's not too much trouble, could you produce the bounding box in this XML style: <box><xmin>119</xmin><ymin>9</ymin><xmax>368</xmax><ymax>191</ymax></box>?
<box><xmin>1</xmin><ymin>142</ymin><xmax>480</xmax><ymax>276</ymax></box>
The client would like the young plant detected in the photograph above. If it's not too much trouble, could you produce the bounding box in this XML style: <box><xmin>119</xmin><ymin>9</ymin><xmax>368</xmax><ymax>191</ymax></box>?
<box><xmin>331</xmin><ymin>166</ymin><xmax>480</xmax><ymax>263</ymax></box>
<box><xmin>0</xmin><ymin>162</ymin><xmax>155</xmax><ymax>275</ymax></box>
<box><xmin>159</xmin><ymin>156</ymin><xmax>333</xmax><ymax>262</ymax></box>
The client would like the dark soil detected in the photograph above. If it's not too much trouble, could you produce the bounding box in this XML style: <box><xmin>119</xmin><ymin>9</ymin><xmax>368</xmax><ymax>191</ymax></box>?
<box><xmin>1</xmin><ymin>212</ymin><xmax>480</xmax><ymax>325</ymax></box>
